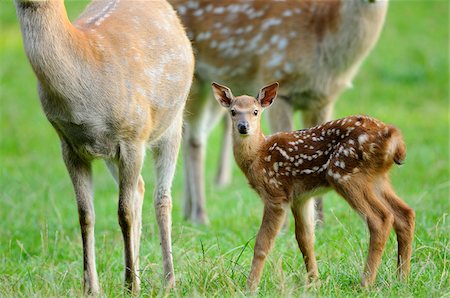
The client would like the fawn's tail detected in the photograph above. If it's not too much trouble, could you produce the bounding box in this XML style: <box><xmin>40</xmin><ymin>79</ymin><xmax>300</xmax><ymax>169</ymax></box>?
<box><xmin>386</xmin><ymin>125</ymin><xmax>406</xmax><ymax>165</ymax></box>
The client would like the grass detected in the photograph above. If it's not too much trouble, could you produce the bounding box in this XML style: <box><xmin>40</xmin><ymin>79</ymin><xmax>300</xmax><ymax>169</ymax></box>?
<box><xmin>1</xmin><ymin>0</ymin><xmax>449</xmax><ymax>297</ymax></box>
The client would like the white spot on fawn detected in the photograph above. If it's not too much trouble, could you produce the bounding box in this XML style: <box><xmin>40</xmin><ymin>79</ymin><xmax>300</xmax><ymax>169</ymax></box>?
<box><xmin>358</xmin><ymin>134</ymin><xmax>369</xmax><ymax>145</ymax></box>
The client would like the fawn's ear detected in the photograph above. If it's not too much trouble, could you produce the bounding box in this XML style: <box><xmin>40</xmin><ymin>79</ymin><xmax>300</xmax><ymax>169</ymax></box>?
<box><xmin>212</xmin><ymin>82</ymin><xmax>234</xmax><ymax>108</ymax></box>
<box><xmin>257</xmin><ymin>82</ymin><xmax>279</xmax><ymax>108</ymax></box>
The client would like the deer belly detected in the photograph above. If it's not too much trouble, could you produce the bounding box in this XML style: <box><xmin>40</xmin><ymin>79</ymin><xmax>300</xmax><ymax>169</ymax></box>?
<box><xmin>54</xmin><ymin>120</ymin><xmax>117</xmax><ymax>159</ymax></box>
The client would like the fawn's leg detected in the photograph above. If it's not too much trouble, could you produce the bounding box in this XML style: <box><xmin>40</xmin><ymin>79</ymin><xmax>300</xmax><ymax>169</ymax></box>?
<box><xmin>291</xmin><ymin>199</ymin><xmax>318</xmax><ymax>282</ymax></box>
<box><xmin>117</xmin><ymin>143</ymin><xmax>145</xmax><ymax>293</ymax></box>
<box><xmin>61</xmin><ymin>141</ymin><xmax>99</xmax><ymax>295</ymax></box>
<box><xmin>152</xmin><ymin>116</ymin><xmax>184</xmax><ymax>288</ymax></box>
<box><xmin>332</xmin><ymin>178</ymin><xmax>394</xmax><ymax>287</ymax></box>
<box><xmin>302</xmin><ymin>103</ymin><xmax>334</xmax><ymax>224</ymax></box>
<box><xmin>215</xmin><ymin>115</ymin><xmax>233</xmax><ymax>187</ymax></box>
<box><xmin>376</xmin><ymin>176</ymin><xmax>415</xmax><ymax>280</ymax></box>
<box><xmin>247</xmin><ymin>202</ymin><xmax>286</xmax><ymax>292</ymax></box>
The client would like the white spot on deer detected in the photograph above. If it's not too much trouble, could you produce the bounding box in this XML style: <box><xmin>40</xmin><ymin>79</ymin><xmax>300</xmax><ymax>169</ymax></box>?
<box><xmin>264</xmin><ymin>155</ymin><xmax>272</xmax><ymax>162</ymax></box>
<box><xmin>177</xmin><ymin>5</ymin><xmax>187</xmax><ymax>15</ymax></box>
<box><xmin>301</xmin><ymin>169</ymin><xmax>314</xmax><ymax>175</ymax></box>
<box><xmin>197</xmin><ymin>31</ymin><xmax>211</xmax><ymax>41</ymax></box>
<box><xmin>282</xmin><ymin>10</ymin><xmax>293</xmax><ymax>17</ymax></box>
<box><xmin>205</xmin><ymin>4</ymin><xmax>213</xmax><ymax>12</ymax></box>
<box><xmin>213</xmin><ymin>6</ymin><xmax>225</xmax><ymax>14</ymax></box>
<box><xmin>333</xmin><ymin>172</ymin><xmax>341</xmax><ymax>180</ymax></box>
<box><xmin>270</xmin><ymin>35</ymin><xmax>279</xmax><ymax>44</ymax></box>
<box><xmin>261</xmin><ymin>18</ymin><xmax>282</xmax><ymax>31</ymax></box>
<box><xmin>269</xmin><ymin>178</ymin><xmax>281</xmax><ymax>188</ymax></box>
<box><xmin>273</xmin><ymin>162</ymin><xmax>279</xmax><ymax>172</ymax></box>
<box><xmin>341</xmin><ymin>175</ymin><xmax>351</xmax><ymax>181</ymax></box>
<box><xmin>294</xmin><ymin>159</ymin><xmax>303</xmax><ymax>167</ymax></box>
<box><xmin>266</xmin><ymin>52</ymin><xmax>285</xmax><ymax>68</ymax></box>
<box><xmin>193</xmin><ymin>9</ymin><xmax>204</xmax><ymax>16</ymax></box>
<box><xmin>358</xmin><ymin>133</ymin><xmax>369</xmax><ymax>145</ymax></box>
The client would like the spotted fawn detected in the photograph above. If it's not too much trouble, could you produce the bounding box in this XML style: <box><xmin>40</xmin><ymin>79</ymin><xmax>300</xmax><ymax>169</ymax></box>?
<box><xmin>212</xmin><ymin>82</ymin><xmax>415</xmax><ymax>290</ymax></box>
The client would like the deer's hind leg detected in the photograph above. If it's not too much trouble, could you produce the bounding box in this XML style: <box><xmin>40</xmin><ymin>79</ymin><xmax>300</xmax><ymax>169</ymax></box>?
<box><xmin>330</xmin><ymin>175</ymin><xmax>394</xmax><ymax>287</ymax></box>
<box><xmin>291</xmin><ymin>198</ymin><xmax>318</xmax><ymax>282</ymax></box>
<box><xmin>116</xmin><ymin>143</ymin><xmax>146</xmax><ymax>293</ymax></box>
<box><xmin>152</xmin><ymin>114</ymin><xmax>185</xmax><ymax>288</ymax></box>
<box><xmin>375</xmin><ymin>175</ymin><xmax>415</xmax><ymax>280</ymax></box>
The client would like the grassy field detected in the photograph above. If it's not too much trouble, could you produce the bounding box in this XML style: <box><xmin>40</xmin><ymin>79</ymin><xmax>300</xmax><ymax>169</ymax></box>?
<box><xmin>1</xmin><ymin>1</ymin><xmax>449</xmax><ymax>297</ymax></box>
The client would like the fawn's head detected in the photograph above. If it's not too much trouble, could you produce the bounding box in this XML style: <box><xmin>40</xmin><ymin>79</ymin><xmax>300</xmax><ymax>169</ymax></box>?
<box><xmin>212</xmin><ymin>82</ymin><xmax>279</xmax><ymax>137</ymax></box>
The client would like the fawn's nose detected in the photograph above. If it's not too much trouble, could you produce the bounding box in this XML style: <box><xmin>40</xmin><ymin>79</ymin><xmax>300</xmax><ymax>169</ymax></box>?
<box><xmin>237</xmin><ymin>121</ymin><xmax>249</xmax><ymax>134</ymax></box>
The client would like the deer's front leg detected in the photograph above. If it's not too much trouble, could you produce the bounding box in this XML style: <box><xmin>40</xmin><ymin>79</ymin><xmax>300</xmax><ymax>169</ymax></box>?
<box><xmin>247</xmin><ymin>202</ymin><xmax>286</xmax><ymax>292</ymax></box>
<box><xmin>61</xmin><ymin>141</ymin><xmax>99</xmax><ymax>295</ymax></box>
<box><xmin>117</xmin><ymin>143</ymin><xmax>145</xmax><ymax>294</ymax></box>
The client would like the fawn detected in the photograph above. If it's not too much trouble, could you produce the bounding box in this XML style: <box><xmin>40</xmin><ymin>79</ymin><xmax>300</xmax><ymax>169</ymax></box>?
<box><xmin>212</xmin><ymin>82</ymin><xmax>415</xmax><ymax>290</ymax></box>
<box><xmin>170</xmin><ymin>0</ymin><xmax>389</xmax><ymax>224</ymax></box>
<box><xmin>14</xmin><ymin>0</ymin><xmax>194</xmax><ymax>294</ymax></box>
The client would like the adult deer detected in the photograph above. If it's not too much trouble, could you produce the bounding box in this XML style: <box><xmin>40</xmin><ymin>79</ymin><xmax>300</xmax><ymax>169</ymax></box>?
<box><xmin>171</xmin><ymin>0</ymin><xmax>389</xmax><ymax>224</ymax></box>
<box><xmin>14</xmin><ymin>0</ymin><xmax>194</xmax><ymax>294</ymax></box>
<box><xmin>213</xmin><ymin>82</ymin><xmax>415</xmax><ymax>290</ymax></box>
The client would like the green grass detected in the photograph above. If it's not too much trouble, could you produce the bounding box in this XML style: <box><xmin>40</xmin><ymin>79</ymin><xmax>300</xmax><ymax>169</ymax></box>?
<box><xmin>1</xmin><ymin>0</ymin><xmax>449</xmax><ymax>296</ymax></box>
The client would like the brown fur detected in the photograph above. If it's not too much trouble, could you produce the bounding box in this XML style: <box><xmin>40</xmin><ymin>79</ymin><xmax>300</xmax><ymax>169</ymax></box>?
<box><xmin>213</xmin><ymin>82</ymin><xmax>415</xmax><ymax>290</ymax></box>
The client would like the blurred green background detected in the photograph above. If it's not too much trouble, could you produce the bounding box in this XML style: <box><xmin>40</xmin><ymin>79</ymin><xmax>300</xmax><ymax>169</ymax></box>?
<box><xmin>1</xmin><ymin>0</ymin><xmax>448</xmax><ymax>296</ymax></box>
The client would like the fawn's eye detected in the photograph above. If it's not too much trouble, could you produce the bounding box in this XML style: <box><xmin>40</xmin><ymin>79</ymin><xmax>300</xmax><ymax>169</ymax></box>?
<box><xmin>231</xmin><ymin>109</ymin><xmax>236</xmax><ymax>116</ymax></box>
<box><xmin>253</xmin><ymin>110</ymin><xmax>259</xmax><ymax>116</ymax></box>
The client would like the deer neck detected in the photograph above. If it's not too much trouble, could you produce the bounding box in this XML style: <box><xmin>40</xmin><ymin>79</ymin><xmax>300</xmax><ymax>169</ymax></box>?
<box><xmin>14</xmin><ymin>0</ymin><xmax>90</xmax><ymax>95</ymax></box>
<box><xmin>232</xmin><ymin>128</ymin><xmax>265</xmax><ymax>175</ymax></box>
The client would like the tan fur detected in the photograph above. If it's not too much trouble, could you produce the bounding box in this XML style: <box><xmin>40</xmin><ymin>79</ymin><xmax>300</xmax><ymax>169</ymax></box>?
<box><xmin>213</xmin><ymin>82</ymin><xmax>415</xmax><ymax>291</ymax></box>
<box><xmin>14</xmin><ymin>0</ymin><xmax>194</xmax><ymax>294</ymax></box>
<box><xmin>170</xmin><ymin>0</ymin><xmax>389</xmax><ymax>224</ymax></box>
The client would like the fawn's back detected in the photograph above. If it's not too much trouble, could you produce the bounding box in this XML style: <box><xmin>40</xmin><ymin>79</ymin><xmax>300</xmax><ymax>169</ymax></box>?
<box><xmin>252</xmin><ymin>115</ymin><xmax>405</xmax><ymax>199</ymax></box>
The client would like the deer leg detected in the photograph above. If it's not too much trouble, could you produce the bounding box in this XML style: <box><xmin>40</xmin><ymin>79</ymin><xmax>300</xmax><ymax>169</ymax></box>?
<box><xmin>152</xmin><ymin>117</ymin><xmax>184</xmax><ymax>288</ymax></box>
<box><xmin>332</xmin><ymin>179</ymin><xmax>394</xmax><ymax>287</ymax></box>
<box><xmin>247</xmin><ymin>202</ymin><xmax>286</xmax><ymax>292</ymax></box>
<box><xmin>291</xmin><ymin>199</ymin><xmax>318</xmax><ymax>282</ymax></box>
<box><xmin>183</xmin><ymin>125</ymin><xmax>208</xmax><ymax>224</ymax></box>
<box><xmin>215</xmin><ymin>115</ymin><xmax>233</xmax><ymax>188</ymax></box>
<box><xmin>106</xmin><ymin>160</ymin><xmax>145</xmax><ymax>288</ymax></box>
<box><xmin>61</xmin><ymin>141</ymin><xmax>99</xmax><ymax>295</ymax></box>
<box><xmin>182</xmin><ymin>81</ymin><xmax>214</xmax><ymax>224</ymax></box>
<box><xmin>302</xmin><ymin>103</ymin><xmax>334</xmax><ymax>225</ymax></box>
<box><xmin>376</xmin><ymin>176</ymin><xmax>415</xmax><ymax>280</ymax></box>
<box><xmin>117</xmin><ymin>144</ymin><xmax>145</xmax><ymax>294</ymax></box>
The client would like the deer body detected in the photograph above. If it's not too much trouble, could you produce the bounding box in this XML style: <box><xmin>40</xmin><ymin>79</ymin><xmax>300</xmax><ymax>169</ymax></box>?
<box><xmin>14</xmin><ymin>0</ymin><xmax>194</xmax><ymax>294</ymax></box>
<box><xmin>213</xmin><ymin>82</ymin><xmax>415</xmax><ymax>290</ymax></box>
<box><xmin>170</xmin><ymin>0</ymin><xmax>389</xmax><ymax>224</ymax></box>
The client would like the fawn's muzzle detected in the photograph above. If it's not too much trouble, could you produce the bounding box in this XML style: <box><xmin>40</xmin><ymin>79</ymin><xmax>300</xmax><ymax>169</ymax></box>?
<box><xmin>237</xmin><ymin>121</ymin><xmax>249</xmax><ymax>134</ymax></box>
